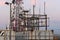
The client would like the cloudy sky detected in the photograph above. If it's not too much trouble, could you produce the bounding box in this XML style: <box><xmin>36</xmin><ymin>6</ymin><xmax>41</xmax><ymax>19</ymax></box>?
<box><xmin>0</xmin><ymin>0</ymin><xmax>60</xmax><ymax>34</ymax></box>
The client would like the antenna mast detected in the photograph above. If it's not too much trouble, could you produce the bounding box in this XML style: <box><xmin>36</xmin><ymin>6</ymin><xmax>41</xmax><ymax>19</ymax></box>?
<box><xmin>44</xmin><ymin>1</ymin><xmax>46</xmax><ymax>14</ymax></box>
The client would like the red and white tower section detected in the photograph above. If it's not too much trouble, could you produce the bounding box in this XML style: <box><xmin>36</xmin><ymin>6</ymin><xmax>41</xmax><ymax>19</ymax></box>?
<box><xmin>11</xmin><ymin>0</ymin><xmax>24</xmax><ymax>31</ymax></box>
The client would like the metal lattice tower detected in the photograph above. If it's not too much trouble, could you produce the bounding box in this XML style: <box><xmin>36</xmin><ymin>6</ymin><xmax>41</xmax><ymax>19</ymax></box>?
<box><xmin>11</xmin><ymin>0</ymin><xmax>24</xmax><ymax>31</ymax></box>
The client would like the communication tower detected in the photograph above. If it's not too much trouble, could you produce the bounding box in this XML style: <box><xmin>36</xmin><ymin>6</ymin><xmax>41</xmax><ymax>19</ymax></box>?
<box><xmin>11</xmin><ymin>0</ymin><xmax>24</xmax><ymax>31</ymax></box>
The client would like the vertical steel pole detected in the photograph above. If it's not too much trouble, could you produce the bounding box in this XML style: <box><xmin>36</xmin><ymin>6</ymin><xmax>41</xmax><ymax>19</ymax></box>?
<box><xmin>9</xmin><ymin>3</ymin><xmax>11</xmax><ymax>40</ymax></box>
<box><xmin>44</xmin><ymin>1</ymin><xmax>45</xmax><ymax>14</ymax></box>
<box><xmin>45</xmin><ymin>15</ymin><xmax>47</xmax><ymax>30</ymax></box>
<box><xmin>44</xmin><ymin>1</ymin><xmax>47</xmax><ymax>30</ymax></box>
<box><xmin>33</xmin><ymin>5</ymin><xmax>35</xmax><ymax>16</ymax></box>
<box><xmin>33</xmin><ymin>5</ymin><xmax>35</xmax><ymax>30</ymax></box>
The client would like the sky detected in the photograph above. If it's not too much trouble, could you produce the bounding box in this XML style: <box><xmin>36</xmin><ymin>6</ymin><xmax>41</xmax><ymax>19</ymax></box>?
<box><xmin>0</xmin><ymin>0</ymin><xmax>60</xmax><ymax>34</ymax></box>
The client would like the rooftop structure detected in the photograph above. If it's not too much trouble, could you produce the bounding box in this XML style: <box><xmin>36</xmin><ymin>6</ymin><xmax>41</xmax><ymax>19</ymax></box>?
<box><xmin>2</xmin><ymin>0</ymin><xmax>54</xmax><ymax>40</ymax></box>
<box><xmin>10</xmin><ymin>0</ymin><xmax>48</xmax><ymax>32</ymax></box>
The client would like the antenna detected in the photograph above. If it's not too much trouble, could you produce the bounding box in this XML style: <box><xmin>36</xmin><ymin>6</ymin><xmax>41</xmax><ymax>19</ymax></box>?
<box><xmin>39</xmin><ymin>8</ymin><xmax>41</xmax><ymax>14</ymax></box>
<box><xmin>44</xmin><ymin>1</ymin><xmax>46</xmax><ymax>14</ymax></box>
